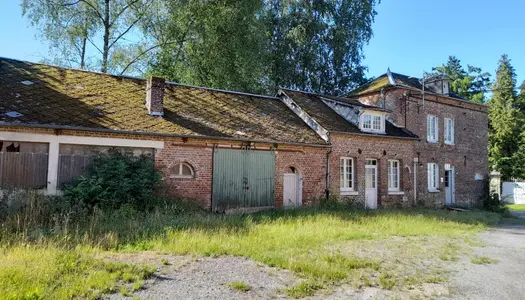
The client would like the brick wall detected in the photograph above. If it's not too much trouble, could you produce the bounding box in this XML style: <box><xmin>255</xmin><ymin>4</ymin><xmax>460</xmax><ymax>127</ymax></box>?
<box><xmin>275</xmin><ymin>147</ymin><xmax>327</xmax><ymax>207</ymax></box>
<box><xmin>329</xmin><ymin>133</ymin><xmax>415</xmax><ymax>208</ymax></box>
<box><xmin>356</xmin><ymin>88</ymin><xmax>489</xmax><ymax>207</ymax></box>
<box><xmin>0</xmin><ymin>126</ymin><xmax>328</xmax><ymax>209</ymax></box>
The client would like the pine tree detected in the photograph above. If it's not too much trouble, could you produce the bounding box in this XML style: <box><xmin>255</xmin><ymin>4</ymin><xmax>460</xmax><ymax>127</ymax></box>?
<box><xmin>432</xmin><ymin>56</ymin><xmax>491</xmax><ymax>102</ymax></box>
<box><xmin>488</xmin><ymin>54</ymin><xmax>520</xmax><ymax>180</ymax></box>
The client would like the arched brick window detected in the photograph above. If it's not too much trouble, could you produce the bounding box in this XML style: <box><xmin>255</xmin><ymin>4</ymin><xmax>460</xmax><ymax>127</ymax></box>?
<box><xmin>170</xmin><ymin>162</ymin><xmax>195</xmax><ymax>179</ymax></box>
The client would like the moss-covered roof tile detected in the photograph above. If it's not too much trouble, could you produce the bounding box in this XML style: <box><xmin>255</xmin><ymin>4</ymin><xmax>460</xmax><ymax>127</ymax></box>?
<box><xmin>0</xmin><ymin>58</ymin><xmax>325</xmax><ymax>145</ymax></box>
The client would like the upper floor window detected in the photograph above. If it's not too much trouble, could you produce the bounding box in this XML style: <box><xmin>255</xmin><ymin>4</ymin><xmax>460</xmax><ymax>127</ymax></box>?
<box><xmin>388</xmin><ymin>160</ymin><xmax>400</xmax><ymax>191</ymax></box>
<box><xmin>444</xmin><ymin>118</ymin><xmax>454</xmax><ymax>145</ymax></box>
<box><xmin>340</xmin><ymin>157</ymin><xmax>354</xmax><ymax>192</ymax></box>
<box><xmin>427</xmin><ymin>115</ymin><xmax>438</xmax><ymax>143</ymax></box>
<box><xmin>360</xmin><ymin>112</ymin><xmax>385</xmax><ymax>133</ymax></box>
<box><xmin>427</xmin><ymin>163</ymin><xmax>439</xmax><ymax>192</ymax></box>
<box><xmin>170</xmin><ymin>162</ymin><xmax>195</xmax><ymax>179</ymax></box>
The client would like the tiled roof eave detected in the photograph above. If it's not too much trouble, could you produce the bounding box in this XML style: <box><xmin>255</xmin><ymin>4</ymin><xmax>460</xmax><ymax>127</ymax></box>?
<box><xmin>329</xmin><ymin>130</ymin><xmax>420</xmax><ymax>140</ymax></box>
<box><xmin>0</xmin><ymin>122</ymin><xmax>331</xmax><ymax>148</ymax></box>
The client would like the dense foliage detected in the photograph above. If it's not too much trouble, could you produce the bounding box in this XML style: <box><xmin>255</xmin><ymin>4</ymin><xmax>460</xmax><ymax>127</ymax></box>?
<box><xmin>431</xmin><ymin>56</ymin><xmax>491</xmax><ymax>103</ymax></box>
<box><xmin>62</xmin><ymin>149</ymin><xmax>162</xmax><ymax>210</ymax></box>
<box><xmin>488</xmin><ymin>55</ymin><xmax>524</xmax><ymax>180</ymax></box>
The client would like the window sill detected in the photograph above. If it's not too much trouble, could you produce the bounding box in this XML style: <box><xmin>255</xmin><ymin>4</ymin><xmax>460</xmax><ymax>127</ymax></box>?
<box><xmin>444</xmin><ymin>142</ymin><xmax>455</xmax><ymax>146</ymax></box>
<box><xmin>361</xmin><ymin>129</ymin><xmax>386</xmax><ymax>134</ymax></box>
<box><xmin>388</xmin><ymin>191</ymin><xmax>404</xmax><ymax>195</ymax></box>
<box><xmin>340</xmin><ymin>190</ymin><xmax>358</xmax><ymax>196</ymax></box>
<box><xmin>428</xmin><ymin>189</ymin><xmax>440</xmax><ymax>193</ymax></box>
<box><xmin>427</xmin><ymin>140</ymin><xmax>438</xmax><ymax>144</ymax></box>
<box><xmin>169</xmin><ymin>175</ymin><xmax>194</xmax><ymax>179</ymax></box>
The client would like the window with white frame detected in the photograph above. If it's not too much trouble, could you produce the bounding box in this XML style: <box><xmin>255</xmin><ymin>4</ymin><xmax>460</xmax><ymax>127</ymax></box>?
<box><xmin>427</xmin><ymin>163</ymin><xmax>439</xmax><ymax>192</ymax></box>
<box><xmin>170</xmin><ymin>162</ymin><xmax>195</xmax><ymax>179</ymax></box>
<box><xmin>444</xmin><ymin>118</ymin><xmax>454</xmax><ymax>144</ymax></box>
<box><xmin>427</xmin><ymin>115</ymin><xmax>438</xmax><ymax>143</ymax></box>
<box><xmin>388</xmin><ymin>160</ymin><xmax>400</xmax><ymax>191</ymax></box>
<box><xmin>340</xmin><ymin>157</ymin><xmax>354</xmax><ymax>192</ymax></box>
<box><xmin>360</xmin><ymin>112</ymin><xmax>385</xmax><ymax>133</ymax></box>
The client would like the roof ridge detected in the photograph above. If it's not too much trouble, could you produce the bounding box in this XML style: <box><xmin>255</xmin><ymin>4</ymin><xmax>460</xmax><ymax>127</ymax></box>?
<box><xmin>166</xmin><ymin>81</ymin><xmax>279</xmax><ymax>100</ymax></box>
<box><xmin>0</xmin><ymin>56</ymin><xmax>279</xmax><ymax>100</ymax></box>
<box><xmin>0</xmin><ymin>56</ymin><xmax>146</xmax><ymax>82</ymax></box>
<box><xmin>279</xmin><ymin>87</ymin><xmax>363</xmax><ymax>101</ymax></box>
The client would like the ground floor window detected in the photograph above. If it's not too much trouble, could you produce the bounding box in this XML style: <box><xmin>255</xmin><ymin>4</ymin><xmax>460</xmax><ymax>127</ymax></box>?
<box><xmin>170</xmin><ymin>162</ymin><xmax>195</xmax><ymax>179</ymax></box>
<box><xmin>340</xmin><ymin>157</ymin><xmax>354</xmax><ymax>192</ymax></box>
<box><xmin>427</xmin><ymin>163</ymin><xmax>439</xmax><ymax>192</ymax></box>
<box><xmin>388</xmin><ymin>160</ymin><xmax>400</xmax><ymax>191</ymax></box>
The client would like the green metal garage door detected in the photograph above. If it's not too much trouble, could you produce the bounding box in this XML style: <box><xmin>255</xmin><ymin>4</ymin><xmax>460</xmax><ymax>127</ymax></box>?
<box><xmin>212</xmin><ymin>148</ymin><xmax>275</xmax><ymax>212</ymax></box>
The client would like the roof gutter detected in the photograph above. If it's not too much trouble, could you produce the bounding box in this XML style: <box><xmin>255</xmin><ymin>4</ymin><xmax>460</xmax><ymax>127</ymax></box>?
<box><xmin>329</xmin><ymin>130</ymin><xmax>420</xmax><ymax>141</ymax></box>
<box><xmin>0</xmin><ymin>122</ymin><xmax>331</xmax><ymax>148</ymax></box>
<box><xmin>355</xmin><ymin>85</ymin><xmax>489</xmax><ymax>109</ymax></box>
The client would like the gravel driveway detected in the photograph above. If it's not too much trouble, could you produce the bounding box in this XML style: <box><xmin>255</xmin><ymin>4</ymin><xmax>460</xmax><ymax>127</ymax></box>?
<box><xmin>440</xmin><ymin>221</ymin><xmax>525</xmax><ymax>300</ymax></box>
<box><xmin>108</xmin><ymin>220</ymin><xmax>525</xmax><ymax>300</ymax></box>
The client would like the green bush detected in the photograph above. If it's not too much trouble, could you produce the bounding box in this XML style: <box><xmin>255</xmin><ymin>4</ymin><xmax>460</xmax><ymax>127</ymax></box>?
<box><xmin>62</xmin><ymin>149</ymin><xmax>162</xmax><ymax>211</ymax></box>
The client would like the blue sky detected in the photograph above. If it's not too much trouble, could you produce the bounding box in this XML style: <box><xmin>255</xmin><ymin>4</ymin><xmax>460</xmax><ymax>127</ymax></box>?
<box><xmin>1</xmin><ymin>0</ymin><xmax>524</xmax><ymax>86</ymax></box>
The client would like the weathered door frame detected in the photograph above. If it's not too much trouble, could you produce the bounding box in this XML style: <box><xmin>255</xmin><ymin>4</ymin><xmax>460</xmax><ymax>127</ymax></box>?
<box><xmin>444</xmin><ymin>165</ymin><xmax>455</xmax><ymax>206</ymax></box>
<box><xmin>283</xmin><ymin>172</ymin><xmax>302</xmax><ymax>208</ymax></box>
<box><xmin>365</xmin><ymin>159</ymin><xmax>378</xmax><ymax>209</ymax></box>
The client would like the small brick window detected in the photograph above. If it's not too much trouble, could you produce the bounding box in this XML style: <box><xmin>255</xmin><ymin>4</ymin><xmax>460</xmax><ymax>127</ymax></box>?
<box><xmin>170</xmin><ymin>162</ymin><xmax>195</xmax><ymax>179</ymax></box>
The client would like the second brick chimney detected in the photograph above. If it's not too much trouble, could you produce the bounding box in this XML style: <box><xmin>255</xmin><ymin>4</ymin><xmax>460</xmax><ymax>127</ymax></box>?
<box><xmin>146</xmin><ymin>76</ymin><xmax>165</xmax><ymax>116</ymax></box>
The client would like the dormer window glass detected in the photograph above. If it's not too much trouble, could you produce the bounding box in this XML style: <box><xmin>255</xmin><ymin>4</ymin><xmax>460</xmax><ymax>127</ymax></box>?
<box><xmin>360</xmin><ymin>111</ymin><xmax>385</xmax><ymax>133</ymax></box>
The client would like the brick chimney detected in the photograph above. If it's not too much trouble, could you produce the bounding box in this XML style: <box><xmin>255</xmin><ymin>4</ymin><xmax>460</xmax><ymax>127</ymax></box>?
<box><xmin>146</xmin><ymin>76</ymin><xmax>165</xmax><ymax>116</ymax></box>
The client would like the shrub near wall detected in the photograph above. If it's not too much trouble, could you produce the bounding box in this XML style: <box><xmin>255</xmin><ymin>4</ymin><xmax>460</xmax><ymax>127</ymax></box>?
<box><xmin>62</xmin><ymin>149</ymin><xmax>162</xmax><ymax>210</ymax></box>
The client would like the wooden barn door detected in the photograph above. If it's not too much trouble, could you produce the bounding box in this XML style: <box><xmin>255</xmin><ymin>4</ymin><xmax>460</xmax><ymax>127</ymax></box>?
<box><xmin>212</xmin><ymin>149</ymin><xmax>275</xmax><ymax>212</ymax></box>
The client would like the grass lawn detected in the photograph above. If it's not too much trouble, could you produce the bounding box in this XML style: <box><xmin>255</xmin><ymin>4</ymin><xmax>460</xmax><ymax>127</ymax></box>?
<box><xmin>0</xmin><ymin>206</ymin><xmax>501</xmax><ymax>299</ymax></box>
<box><xmin>507</xmin><ymin>204</ymin><xmax>525</xmax><ymax>211</ymax></box>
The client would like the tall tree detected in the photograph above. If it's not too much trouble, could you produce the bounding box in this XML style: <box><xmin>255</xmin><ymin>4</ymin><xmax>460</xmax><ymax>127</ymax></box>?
<box><xmin>263</xmin><ymin>0</ymin><xmax>378</xmax><ymax>95</ymax></box>
<box><xmin>150</xmin><ymin>0</ymin><xmax>268</xmax><ymax>93</ymax></box>
<box><xmin>488</xmin><ymin>54</ymin><xmax>520</xmax><ymax>179</ymax></box>
<box><xmin>432</xmin><ymin>56</ymin><xmax>491</xmax><ymax>102</ymax></box>
<box><xmin>150</xmin><ymin>0</ymin><xmax>378</xmax><ymax>95</ymax></box>
<box><xmin>22</xmin><ymin>0</ymin><xmax>156</xmax><ymax>74</ymax></box>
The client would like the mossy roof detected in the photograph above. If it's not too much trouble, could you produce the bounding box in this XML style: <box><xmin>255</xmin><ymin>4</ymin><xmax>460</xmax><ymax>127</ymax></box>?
<box><xmin>0</xmin><ymin>58</ymin><xmax>326</xmax><ymax>145</ymax></box>
<box><xmin>346</xmin><ymin>72</ymin><xmax>425</xmax><ymax>96</ymax></box>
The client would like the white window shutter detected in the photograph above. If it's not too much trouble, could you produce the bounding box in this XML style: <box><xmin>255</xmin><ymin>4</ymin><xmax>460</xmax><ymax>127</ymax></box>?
<box><xmin>444</xmin><ymin>119</ymin><xmax>449</xmax><ymax>142</ymax></box>
<box><xmin>427</xmin><ymin>116</ymin><xmax>431</xmax><ymax>141</ymax></box>
<box><xmin>435</xmin><ymin>164</ymin><xmax>439</xmax><ymax>189</ymax></box>
<box><xmin>434</xmin><ymin>117</ymin><xmax>439</xmax><ymax>142</ymax></box>
<box><xmin>450</xmin><ymin>119</ymin><xmax>454</xmax><ymax>144</ymax></box>
<box><xmin>427</xmin><ymin>163</ymin><xmax>431</xmax><ymax>190</ymax></box>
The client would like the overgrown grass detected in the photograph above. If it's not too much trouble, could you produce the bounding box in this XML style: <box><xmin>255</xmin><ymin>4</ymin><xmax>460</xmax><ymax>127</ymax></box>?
<box><xmin>508</xmin><ymin>204</ymin><xmax>525</xmax><ymax>211</ymax></box>
<box><xmin>0</xmin><ymin>202</ymin><xmax>502</xmax><ymax>299</ymax></box>
<box><xmin>227</xmin><ymin>281</ymin><xmax>252</xmax><ymax>292</ymax></box>
<box><xmin>471</xmin><ymin>256</ymin><xmax>498</xmax><ymax>264</ymax></box>
<box><xmin>0</xmin><ymin>246</ymin><xmax>155</xmax><ymax>299</ymax></box>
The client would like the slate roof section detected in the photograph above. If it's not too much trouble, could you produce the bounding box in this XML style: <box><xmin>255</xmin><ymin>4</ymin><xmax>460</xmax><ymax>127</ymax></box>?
<box><xmin>0</xmin><ymin>57</ymin><xmax>326</xmax><ymax>145</ymax></box>
<box><xmin>346</xmin><ymin>72</ymin><xmax>469</xmax><ymax>101</ymax></box>
<box><xmin>279</xmin><ymin>89</ymin><xmax>418</xmax><ymax>139</ymax></box>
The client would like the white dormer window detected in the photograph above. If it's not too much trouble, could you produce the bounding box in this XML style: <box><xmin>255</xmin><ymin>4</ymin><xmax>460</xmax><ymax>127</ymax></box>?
<box><xmin>360</xmin><ymin>111</ymin><xmax>385</xmax><ymax>133</ymax></box>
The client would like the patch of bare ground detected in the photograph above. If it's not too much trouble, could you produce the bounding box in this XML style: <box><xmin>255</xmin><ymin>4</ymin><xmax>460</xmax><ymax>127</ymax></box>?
<box><xmin>305</xmin><ymin>235</ymin><xmax>477</xmax><ymax>299</ymax></box>
<box><xmin>108</xmin><ymin>255</ymin><xmax>299</xmax><ymax>300</ymax></box>
<box><xmin>104</xmin><ymin>235</ymin><xmax>479</xmax><ymax>300</ymax></box>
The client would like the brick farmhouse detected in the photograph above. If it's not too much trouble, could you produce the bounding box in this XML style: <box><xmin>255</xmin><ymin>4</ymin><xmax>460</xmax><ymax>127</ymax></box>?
<box><xmin>0</xmin><ymin>58</ymin><xmax>488</xmax><ymax>210</ymax></box>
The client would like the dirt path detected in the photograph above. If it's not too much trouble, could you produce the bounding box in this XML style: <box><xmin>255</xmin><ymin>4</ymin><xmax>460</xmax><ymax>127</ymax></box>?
<box><xmin>440</xmin><ymin>221</ymin><xmax>525</xmax><ymax>300</ymax></box>
<box><xmin>109</xmin><ymin>256</ymin><xmax>298</xmax><ymax>300</ymax></box>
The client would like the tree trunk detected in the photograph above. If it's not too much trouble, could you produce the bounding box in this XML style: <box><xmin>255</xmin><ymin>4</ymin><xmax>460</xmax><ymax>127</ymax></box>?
<box><xmin>80</xmin><ymin>16</ymin><xmax>88</xmax><ymax>69</ymax></box>
<box><xmin>102</xmin><ymin>0</ymin><xmax>110</xmax><ymax>73</ymax></box>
